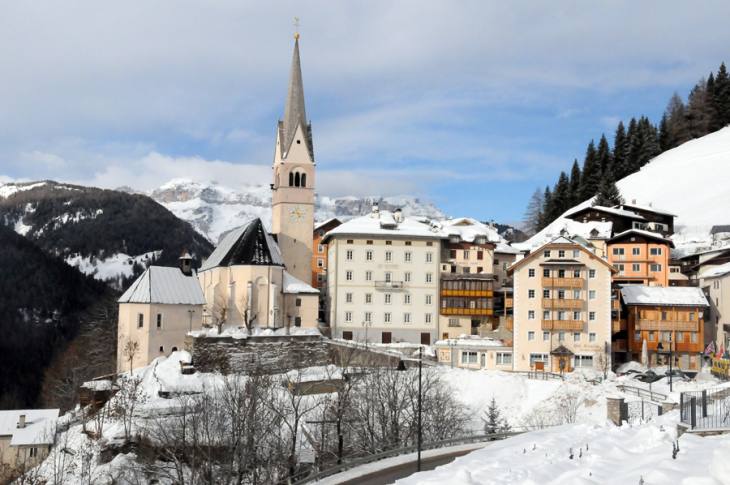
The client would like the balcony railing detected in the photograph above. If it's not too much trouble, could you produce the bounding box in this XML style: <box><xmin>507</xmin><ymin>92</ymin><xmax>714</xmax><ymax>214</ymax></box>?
<box><xmin>374</xmin><ymin>281</ymin><xmax>405</xmax><ymax>290</ymax></box>
<box><xmin>542</xmin><ymin>298</ymin><xmax>583</xmax><ymax>310</ymax></box>
<box><xmin>635</xmin><ymin>320</ymin><xmax>699</xmax><ymax>332</ymax></box>
<box><xmin>441</xmin><ymin>307</ymin><xmax>494</xmax><ymax>316</ymax></box>
<box><xmin>541</xmin><ymin>320</ymin><xmax>584</xmax><ymax>331</ymax></box>
<box><xmin>441</xmin><ymin>289</ymin><xmax>493</xmax><ymax>297</ymax></box>
<box><xmin>612</xmin><ymin>319</ymin><xmax>627</xmax><ymax>332</ymax></box>
<box><xmin>542</xmin><ymin>277</ymin><xmax>584</xmax><ymax>288</ymax></box>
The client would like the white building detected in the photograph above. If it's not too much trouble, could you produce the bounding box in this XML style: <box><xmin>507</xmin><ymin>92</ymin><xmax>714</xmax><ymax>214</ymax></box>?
<box><xmin>0</xmin><ymin>409</ymin><xmax>59</xmax><ymax>479</ymax></box>
<box><xmin>324</xmin><ymin>207</ymin><xmax>442</xmax><ymax>344</ymax></box>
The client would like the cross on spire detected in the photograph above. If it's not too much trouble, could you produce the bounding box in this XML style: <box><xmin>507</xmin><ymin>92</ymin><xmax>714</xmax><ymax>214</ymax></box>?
<box><xmin>293</xmin><ymin>17</ymin><xmax>300</xmax><ymax>39</ymax></box>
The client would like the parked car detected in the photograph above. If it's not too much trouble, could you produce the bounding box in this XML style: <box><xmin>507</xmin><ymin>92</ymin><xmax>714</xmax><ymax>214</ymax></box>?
<box><xmin>664</xmin><ymin>369</ymin><xmax>691</xmax><ymax>381</ymax></box>
<box><xmin>619</xmin><ymin>369</ymin><xmax>642</xmax><ymax>377</ymax></box>
<box><xmin>634</xmin><ymin>370</ymin><xmax>662</xmax><ymax>383</ymax></box>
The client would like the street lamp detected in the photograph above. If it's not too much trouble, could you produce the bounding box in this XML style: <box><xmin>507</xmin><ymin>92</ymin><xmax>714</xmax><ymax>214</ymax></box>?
<box><xmin>187</xmin><ymin>308</ymin><xmax>195</xmax><ymax>332</ymax></box>
<box><xmin>361</xmin><ymin>320</ymin><xmax>371</xmax><ymax>349</ymax></box>
<box><xmin>657</xmin><ymin>335</ymin><xmax>673</xmax><ymax>392</ymax></box>
<box><xmin>396</xmin><ymin>347</ymin><xmax>423</xmax><ymax>473</ymax></box>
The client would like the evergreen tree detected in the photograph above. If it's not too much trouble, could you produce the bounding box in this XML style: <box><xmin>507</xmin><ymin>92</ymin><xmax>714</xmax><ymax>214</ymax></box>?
<box><xmin>706</xmin><ymin>72</ymin><xmax>722</xmax><ymax>133</ymax></box>
<box><xmin>612</xmin><ymin>121</ymin><xmax>629</xmax><ymax>179</ymax></box>
<box><xmin>579</xmin><ymin>140</ymin><xmax>601</xmax><ymax>201</ymax></box>
<box><xmin>593</xmin><ymin>173</ymin><xmax>624</xmax><ymax>207</ymax></box>
<box><xmin>482</xmin><ymin>397</ymin><xmax>510</xmax><ymax>434</ymax></box>
<box><xmin>596</xmin><ymin>134</ymin><xmax>613</xmax><ymax>177</ymax></box>
<box><xmin>541</xmin><ymin>186</ymin><xmax>553</xmax><ymax>229</ymax></box>
<box><xmin>665</xmin><ymin>93</ymin><xmax>689</xmax><ymax>149</ymax></box>
<box><xmin>686</xmin><ymin>78</ymin><xmax>710</xmax><ymax>139</ymax></box>
<box><xmin>522</xmin><ymin>188</ymin><xmax>544</xmax><ymax>235</ymax></box>
<box><xmin>552</xmin><ymin>171</ymin><xmax>571</xmax><ymax>216</ymax></box>
<box><xmin>568</xmin><ymin>159</ymin><xmax>581</xmax><ymax>205</ymax></box>
<box><xmin>637</xmin><ymin>116</ymin><xmax>660</xmax><ymax>167</ymax></box>
<box><xmin>714</xmin><ymin>62</ymin><xmax>730</xmax><ymax>127</ymax></box>
<box><xmin>658</xmin><ymin>113</ymin><xmax>671</xmax><ymax>152</ymax></box>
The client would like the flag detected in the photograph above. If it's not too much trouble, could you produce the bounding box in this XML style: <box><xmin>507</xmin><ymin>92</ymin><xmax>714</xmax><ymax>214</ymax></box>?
<box><xmin>717</xmin><ymin>344</ymin><xmax>726</xmax><ymax>359</ymax></box>
<box><xmin>705</xmin><ymin>341</ymin><xmax>716</xmax><ymax>356</ymax></box>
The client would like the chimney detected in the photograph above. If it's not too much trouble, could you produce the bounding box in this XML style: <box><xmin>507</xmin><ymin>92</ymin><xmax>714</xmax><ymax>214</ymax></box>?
<box><xmin>17</xmin><ymin>414</ymin><xmax>26</xmax><ymax>429</ymax></box>
<box><xmin>179</xmin><ymin>250</ymin><xmax>193</xmax><ymax>276</ymax></box>
<box><xmin>394</xmin><ymin>208</ymin><xmax>403</xmax><ymax>223</ymax></box>
<box><xmin>371</xmin><ymin>201</ymin><xmax>380</xmax><ymax>218</ymax></box>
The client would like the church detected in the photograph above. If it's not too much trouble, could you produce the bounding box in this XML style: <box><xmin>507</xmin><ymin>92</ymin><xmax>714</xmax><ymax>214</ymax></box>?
<box><xmin>117</xmin><ymin>34</ymin><xmax>319</xmax><ymax>372</ymax></box>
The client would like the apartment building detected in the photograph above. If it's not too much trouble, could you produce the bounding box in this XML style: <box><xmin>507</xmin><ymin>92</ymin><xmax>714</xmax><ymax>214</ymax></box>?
<box><xmin>0</xmin><ymin>409</ymin><xmax>59</xmax><ymax>481</ymax></box>
<box><xmin>312</xmin><ymin>218</ymin><xmax>342</xmax><ymax>323</ymax></box>
<box><xmin>494</xmin><ymin>242</ymin><xmax>522</xmax><ymax>288</ymax></box>
<box><xmin>607</xmin><ymin>229</ymin><xmax>673</xmax><ymax>287</ymax></box>
<box><xmin>510</xmin><ymin>236</ymin><xmax>615</xmax><ymax>373</ymax></box>
<box><xmin>567</xmin><ymin>202</ymin><xmax>675</xmax><ymax>238</ymax></box>
<box><xmin>433</xmin><ymin>335</ymin><xmax>513</xmax><ymax>371</ymax></box>
<box><xmin>324</xmin><ymin>208</ymin><xmax>442</xmax><ymax>344</ymax></box>
<box><xmin>619</xmin><ymin>285</ymin><xmax>708</xmax><ymax>370</ymax></box>
<box><xmin>702</xmin><ymin>262</ymin><xmax>730</xmax><ymax>349</ymax></box>
<box><xmin>438</xmin><ymin>218</ymin><xmax>499</xmax><ymax>339</ymax></box>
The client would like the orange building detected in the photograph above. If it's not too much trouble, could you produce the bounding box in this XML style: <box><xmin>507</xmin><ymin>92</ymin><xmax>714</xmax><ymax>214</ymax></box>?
<box><xmin>618</xmin><ymin>286</ymin><xmax>708</xmax><ymax>370</ymax></box>
<box><xmin>312</xmin><ymin>218</ymin><xmax>341</xmax><ymax>323</ymax></box>
<box><xmin>607</xmin><ymin>229</ymin><xmax>673</xmax><ymax>287</ymax></box>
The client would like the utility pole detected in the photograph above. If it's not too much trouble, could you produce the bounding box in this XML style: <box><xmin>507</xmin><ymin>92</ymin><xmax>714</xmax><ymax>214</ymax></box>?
<box><xmin>417</xmin><ymin>345</ymin><xmax>423</xmax><ymax>472</ymax></box>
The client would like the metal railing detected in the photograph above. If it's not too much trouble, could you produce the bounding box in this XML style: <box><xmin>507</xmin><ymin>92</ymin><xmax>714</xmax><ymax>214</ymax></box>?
<box><xmin>616</xmin><ymin>384</ymin><xmax>667</xmax><ymax>403</ymax></box>
<box><xmin>623</xmin><ymin>400</ymin><xmax>662</xmax><ymax>424</ymax></box>
<box><xmin>513</xmin><ymin>371</ymin><xmax>565</xmax><ymax>381</ymax></box>
<box><xmin>680</xmin><ymin>386</ymin><xmax>730</xmax><ymax>430</ymax></box>
<box><xmin>374</xmin><ymin>280</ymin><xmax>405</xmax><ymax>290</ymax></box>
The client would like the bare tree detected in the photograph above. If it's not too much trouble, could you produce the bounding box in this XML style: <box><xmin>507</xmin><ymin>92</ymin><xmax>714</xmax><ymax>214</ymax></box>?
<box><xmin>110</xmin><ymin>375</ymin><xmax>147</xmax><ymax>442</ymax></box>
<box><xmin>122</xmin><ymin>338</ymin><xmax>140</xmax><ymax>374</ymax></box>
<box><xmin>212</xmin><ymin>293</ymin><xmax>229</xmax><ymax>335</ymax></box>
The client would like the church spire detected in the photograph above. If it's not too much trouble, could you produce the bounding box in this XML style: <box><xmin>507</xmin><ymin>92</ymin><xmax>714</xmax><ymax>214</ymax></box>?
<box><xmin>281</xmin><ymin>34</ymin><xmax>311</xmax><ymax>158</ymax></box>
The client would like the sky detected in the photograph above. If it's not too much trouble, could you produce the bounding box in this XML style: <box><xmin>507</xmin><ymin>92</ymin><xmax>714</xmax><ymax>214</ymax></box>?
<box><xmin>1</xmin><ymin>1</ymin><xmax>730</xmax><ymax>224</ymax></box>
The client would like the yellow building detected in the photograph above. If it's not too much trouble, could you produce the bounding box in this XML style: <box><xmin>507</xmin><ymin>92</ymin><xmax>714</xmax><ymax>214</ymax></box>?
<box><xmin>0</xmin><ymin>409</ymin><xmax>58</xmax><ymax>481</ymax></box>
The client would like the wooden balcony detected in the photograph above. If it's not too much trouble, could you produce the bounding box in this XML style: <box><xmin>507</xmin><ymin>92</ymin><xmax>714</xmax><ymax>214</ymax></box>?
<box><xmin>542</xmin><ymin>298</ymin><xmax>583</xmax><ymax>310</ymax></box>
<box><xmin>635</xmin><ymin>320</ymin><xmax>699</xmax><ymax>332</ymax></box>
<box><xmin>440</xmin><ymin>289</ymin><xmax>493</xmax><ymax>297</ymax></box>
<box><xmin>612</xmin><ymin>340</ymin><xmax>628</xmax><ymax>352</ymax></box>
<box><xmin>441</xmin><ymin>307</ymin><xmax>494</xmax><ymax>316</ymax></box>
<box><xmin>541</xmin><ymin>320</ymin><xmax>584</xmax><ymax>331</ymax></box>
<box><xmin>542</xmin><ymin>277</ymin><xmax>584</xmax><ymax>288</ymax></box>
<box><xmin>612</xmin><ymin>319</ymin><xmax>627</xmax><ymax>333</ymax></box>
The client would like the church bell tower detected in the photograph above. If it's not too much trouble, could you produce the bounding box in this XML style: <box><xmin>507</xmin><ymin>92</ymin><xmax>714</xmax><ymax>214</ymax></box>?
<box><xmin>271</xmin><ymin>33</ymin><xmax>315</xmax><ymax>283</ymax></box>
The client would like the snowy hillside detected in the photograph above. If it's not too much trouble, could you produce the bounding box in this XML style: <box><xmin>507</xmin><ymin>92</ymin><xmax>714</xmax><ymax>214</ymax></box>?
<box><xmin>523</xmin><ymin>126</ymin><xmax>730</xmax><ymax>252</ymax></box>
<box><xmin>148</xmin><ymin>178</ymin><xmax>447</xmax><ymax>243</ymax></box>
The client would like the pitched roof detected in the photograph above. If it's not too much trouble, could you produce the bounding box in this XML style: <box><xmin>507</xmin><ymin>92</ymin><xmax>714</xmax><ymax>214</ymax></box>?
<box><xmin>567</xmin><ymin>205</ymin><xmax>645</xmax><ymax>220</ymax></box>
<box><xmin>620</xmin><ymin>285</ymin><xmax>709</xmax><ymax>307</ymax></box>
<box><xmin>441</xmin><ymin>217</ymin><xmax>501</xmax><ymax>243</ymax></box>
<box><xmin>322</xmin><ymin>211</ymin><xmax>443</xmax><ymax>241</ymax></box>
<box><xmin>711</xmin><ymin>225</ymin><xmax>730</xmax><ymax>235</ymax></box>
<box><xmin>508</xmin><ymin>235</ymin><xmax>616</xmax><ymax>275</ymax></box>
<box><xmin>609</xmin><ymin>228</ymin><xmax>675</xmax><ymax>247</ymax></box>
<box><xmin>280</xmin><ymin>37</ymin><xmax>312</xmax><ymax>159</ymax></box>
<box><xmin>200</xmin><ymin>218</ymin><xmax>284</xmax><ymax>271</ymax></box>
<box><xmin>314</xmin><ymin>217</ymin><xmax>342</xmax><ymax>232</ymax></box>
<box><xmin>118</xmin><ymin>266</ymin><xmax>205</xmax><ymax>305</ymax></box>
<box><xmin>701</xmin><ymin>261</ymin><xmax>730</xmax><ymax>279</ymax></box>
<box><xmin>0</xmin><ymin>409</ymin><xmax>59</xmax><ymax>446</ymax></box>
<box><xmin>618</xmin><ymin>203</ymin><xmax>677</xmax><ymax>218</ymax></box>
<box><xmin>495</xmin><ymin>241</ymin><xmax>523</xmax><ymax>255</ymax></box>
<box><xmin>283</xmin><ymin>271</ymin><xmax>319</xmax><ymax>294</ymax></box>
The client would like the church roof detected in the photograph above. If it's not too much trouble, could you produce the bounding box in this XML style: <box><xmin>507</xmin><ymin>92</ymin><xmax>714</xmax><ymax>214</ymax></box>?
<box><xmin>118</xmin><ymin>266</ymin><xmax>205</xmax><ymax>305</ymax></box>
<box><xmin>283</xmin><ymin>271</ymin><xmax>319</xmax><ymax>294</ymax></box>
<box><xmin>200</xmin><ymin>218</ymin><xmax>284</xmax><ymax>271</ymax></box>
<box><xmin>279</xmin><ymin>37</ymin><xmax>313</xmax><ymax>159</ymax></box>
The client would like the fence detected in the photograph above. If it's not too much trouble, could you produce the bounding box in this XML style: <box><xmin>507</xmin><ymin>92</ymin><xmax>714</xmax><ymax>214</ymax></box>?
<box><xmin>680</xmin><ymin>386</ymin><xmax>730</xmax><ymax>431</ymax></box>
<box><xmin>616</xmin><ymin>384</ymin><xmax>667</xmax><ymax>403</ymax></box>
<box><xmin>513</xmin><ymin>371</ymin><xmax>565</xmax><ymax>381</ymax></box>
<box><xmin>623</xmin><ymin>400</ymin><xmax>662</xmax><ymax>424</ymax></box>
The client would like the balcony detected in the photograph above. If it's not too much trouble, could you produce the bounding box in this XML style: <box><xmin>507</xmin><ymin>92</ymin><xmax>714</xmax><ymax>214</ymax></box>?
<box><xmin>441</xmin><ymin>289</ymin><xmax>493</xmax><ymax>297</ymax></box>
<box><xmin>374</xmin><ymin>281</ymin><xmax>405</xmax><ymax>291</ymax></box>
<box><xmin>612</xmin><ymin>319</ymin><xmax>627</xmax><ymax>333</ymax></box>
<box><xmin>542</xmin><ymin>298</ymin><xmax>583</xmax><ymax>310</ymax></box>
<box><xmin>541</xmin><ymin>320</ymin><xmax>584</xmax><ymax>331</ymax></box>
<box><xmin>635</xmin><ymin>320</ymin><xmax>699</xmax><ymax>332</ymax></box>
<box><xmin>542</xmin><ymin>277</ymin><xmax>584</xmax><ymax>288</ymax></box>
<box><xmin>441</xmin><ymin>307</ymin><xmax>494</xmax><ymax>316</ymax></box>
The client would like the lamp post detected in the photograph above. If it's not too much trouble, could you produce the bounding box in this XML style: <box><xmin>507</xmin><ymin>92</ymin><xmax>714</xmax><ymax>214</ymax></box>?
<box><xmin>417</xmin><ymin>345</ymin><xmax>423</xmax><ymax>472</ymax></box>
<box><xmin>657</xmin><ymin>337</ymin><xmax>673</xmax><ymax>393</ymax></box>
<box><xmin>187</xmin><ymin>308</ymin><xmax>195</xmax><ymax>332</ymax></box>
<box><xmin>361</xmin><ymin>320</ymin><xmax>371</xmax><ymax>349</ymax></box>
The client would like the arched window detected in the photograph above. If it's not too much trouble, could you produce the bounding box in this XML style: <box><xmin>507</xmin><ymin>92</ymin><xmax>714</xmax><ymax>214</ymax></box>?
<box><xmin>289</xmin><ymin>172</ymin><xmax>294</xmax><ymax>187</ymax></box>
<box><xmin>301</xmin><ymin>173</ymin><xmax>306</xmax><ymax>187</ymax></box>
<box><xmin>295</xmin><ymin>172</ymin><xmax>301</xmax><ymax>187</ymax></box>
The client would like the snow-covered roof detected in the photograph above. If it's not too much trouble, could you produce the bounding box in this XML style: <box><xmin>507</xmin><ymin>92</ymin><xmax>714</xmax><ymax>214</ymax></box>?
<box><xmin>567</xmin><ymin>205</ymin><xmax>645</xmax><ymax>220</ymax></box>
<box><xmin>620</xmin><ymin>285</ymin><xmax>709</xmax><ymax>307</ymax></box>
<box><xmin>701</xmin><ymin>261</ymin><xmax>730</xmax><ymax>279</ymax></box>
<box><xmin>710</xmin><ymin>225</ymin><xmax>730</xmax><ymax>235</ymax></box>
<box><xmin>314</xmin><ymin>217</ymin><xmax>341</xmax><ymax>231</ymax></box>
<box><xmin>495</xmin><ymin>242</ymin><xmax>523</xmax><ymax>255</ymax></box>
<box><xmin>609</xmin><ymin>228</ymin><xmax>674</xmax><ymax>247</ymax></box>
<box><xmin>323</xmin><ymin>211</ymin><xmax>442</xmax><ymax>241</ymax></box>
<box><xmin>440</xmin><ymin>217</ymin><xmax>500</xmax><ymax>243</ymax></box>
<box><xmin>0</xmin><ymin>409</ymin><xmax>59</xmax><ymax>446</ymax></box>
<box><xmin>618</xmin><ymin>203</ymin><xmax>677</xmax><ymax>218</ymax></box>
<box><xmin>515</xmin><ymin>218</ymin><xmax>613</xmax><ymax>252</ymax></box>
<box><xmin>510</xmin><ymin>235</ymin><xmax>616</xmax><ymax>274</ymax></box>
<box><xmin>201</xmin><ymin>218</ymin><xmax>284</xmax><ymax>271</ymax></box>
<box><xmin>118</xmin><ymin>266</ymin><xmax>205</xmax><ymax>305</ymax></box>
<box><xmin>283</xmin><ymin>271</ymin><xmax>319</xmax><ymax>294</ymax></box>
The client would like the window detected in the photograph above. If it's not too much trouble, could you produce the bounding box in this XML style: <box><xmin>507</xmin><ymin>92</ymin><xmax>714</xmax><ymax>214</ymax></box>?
<box><xmin>691</xmin><ymin>332</ymin><xmax>698</xmax><ymax>343</ymax></box>
<box><xmin>662</xmin><ymin>331</ymin><xmax>671</xmax><ymax>342</ymax></box>
<box><xmin>346</xmin><ymin>250</ymin><xmax>353</xmax><ymax>260</ymax></box>
<box><xmin>404</xmin><ymin>272</ymin><xmax>411</xmax><ymax>282</ymax></box>
<box><xmin>543</xmin><ymin>268</ymin><xmax>550</xmax><ymax>277</ymax></box>
<box><xmin>477</xmin><ymin>267</ymin><xmax>483</xmax><ymax>273</ymax></box>
<box><xmin>365</xmin><ymin>293</ymin><xmax>372</xmax><ymax>304</ymax></box>
<box><xmin>345</xmin><ymin>312</ymin><xmax>352</xmax><ymax>322</ymax></box>
<box><xmin>404</xmin><ymin>294</ymin><xmax>411</xmax><ymax>304</ymax></box>
<box><xmin>364</xmin><ymin>312</ymin><xmax>372</xmax><ymax>322</ymax></box>
<box><xmin>317</xmin><ymin>258</ymin><xmax>324</xmax><ymax>268</ymax></box>
<box><xmin>464</xmin><ymin>267</ymin><xmax>471</xmax><ymax>274</ymax></box>
<box><xmin>589</xmin><ymin>290</ymin><xmax>596</xmax><ymax>300</ymax></box>
<box><xmin>295</xmin><ymin>298</ymin><xmax>302</xmax><ymax>307</ymax></box>
<box><xmin>346</xmin><ymin>270</ymin><xmax>353</xmax><ymax>281</ymax></box>
<box><xmin>528</xmin><ymin>331</ymin><xmax>535</xmax><ymax>341</ymax></box>
<box><xmin>426</xmin><ymin>252</ymin><xmax>433</xmax><ymax>263</ymax></box>
<box><xmin>405</xmin><ymin>251</ymin><xmax>412</xmax><ymax>262</ymax></box>
<box><xmin>426</xmin><ymin>295</ymin><xmax>432</xmax><ymax>305</ymax></box>
<box><xmin>650</xmin><ymin>264</ymin><xmax>662</xmax><ymax>272</ymax></box>
<box><xmin>677</xmin><ymin>331</ymin><xmax>684</xmax><ymax>341</ymax></box>
<box><xmin>615</xmin><ymin>264</ymin><xmax>624</xmax><ymax>274</ymax></box>
<box><xmin>425</xmin><ymin>313</ymin><xmax>432</xmax><ymax>324</ymax></box>
<box><xmin>345</xmin><ymin>292</ymin><xmax>353</xmax><ymax>303</ymax></box>
<box><xmin>558</xmin><ymin>250</ymin><xmax>566</xmax><ymax>258</ymax></box>
<box><xmin>632</xmin><ymin>247</ymin><xmax>641</xmax><ymax>256</ymax></box>
<box><xmin>529</xmin><ymin>353</ymin><xmax>548</xmax><ymax>366</ymax></box>
<box><xmin>461</xmin><ymin>351</ymin><xmax>478</xmax><ymax>364</ymax></box>
<box><xmin>558</xmin><ymin>269</ymin><xmax>565</xmax><ymax>278</ymax></box>
<box><xmin>405</xmin><ymin>241</ymin><xmax>412</xmax><ymax>246</ymax></box>
<box><xmin>426</xmin><ymin>273</ymin><xmax>433</xmax><ymax>283</ymax></box>
<box><xmin>573</xmin><ymin>289</ymin><xmax>581</xmax><ymax>299</ymax></box>
<box><xmin>528</xmin><ymin>310</ymin><xmax>535</xmax><ymax>320</ymax></box>
<box><xmin>318</xmin><ymin>244</ymin><xmax>324</xmax><ymax>253</ymax></box>
<box><xmin>385</xmin><ymin>250</ymin><xmax>392</xmax><ymax>262</ymax></box>
<box><xmin>159</xmin><ymin>346</ymin><xmax>164</xmax><ymax>352</ymax></box>
<box><xmin>589</xmin><ymin>311</ymin><xmax>596</xmax><ymax>321</ymax></box>
<box><xmin>689</xmin><ymin>312</ymin><xmax>695</xmax><ymax>321</ymax></box>
<box><xmin>650</xmin><ymin>247</ymin><xmax>662</xmax><ymax>256</ymax></box>
<box><xmin>575</xmin><ymin>355</ymin><xmax>594</xmax><ymax>368</ymax></box>
<box><xmin>573</xmin><ymin>269</ymin><xmax>581</xmax><ymax>278</ymax></box>
<box><xmin>477</xmin><ymin>251</ymin><xmax>484</xmax><ymax>260</ymax></box>
<box><xmin>427</xmin><ymin>242</ymin><xmax>433</xmax><ymax>246</ymax></box>
<box><xmin>28</xmin><ymin>447</ymin><xmax>38</xmax><ymax>458</ymax></box>
<box><xmin>450</xmin><ymin>249</ymin><xmax>457</xmax><ymax>259</ymax></box>
<box><xmin>156</xmin><ymin>313</ymin><xmax>162</xmax><ymax>329</ymax></box>
<box><xmin>448</xmin><ymin>318</ymin><xmax>459</xmax><ymax>327</ymax></box>
<box><xmin>558</xmin><ymin>311</ymin><xmax>566</xmax><ymax>321</ymax></box>
<box><xmin>528</xmin><ymin>289</ymin><xmax>535</xmax><ymax>298</ymax></box>
<box><xmin>384</xmin><ymin>312</ymin><xmax>391</xmax><ymax>323</ymax></box>
<box><xmin>496</xmin><ymin>352</ymin><xmax>512</xmax><ymax>365</ymax></box>
<box><xmin>649</xmin><ymin>331</ymin><xmax>655</xmax><ymax>341</ymax></box>
<box><xmin>544</xmin><ymin>250</ymin><xmax>551</xmax><ymax>258</ymax></box>
<box><xmin>137</xmin><ymin>314</ymin><xmax>144</xmax><ymax>328</ymax></box>
<box><xmin>558</xmin><ymin>331</ymin><xmax>565</xmax><ymax>341</ymax></box>
<box><xmin>404</xmin><ymin>313</ymin><xmax>411</xmax><ymax>323</ymax></box>
<box><xmin>366</xmin><ymin>240</ymin><xmax>373</xmax><ymax>245</ymax></box>
<box><xmin>589</xmin><ymin>269</ymin><xmax>596</xmax><ymax>278</ymax></box>
<box><xmin>589</xmin><ymin>332</ymin><xmax>596</xmax><ymax>342</ymax></box>
<box><xmin>463</xmin><ymin>250</ymin><xmax>470</xmax><ymax>259</ymax></box>
<box><xmin>295</xmin><ymin>317</ymin><xmax>302</xmax><ymax>327</ymax></box>
<box><xmin>385</xmin><ymin>240</ymin><xmax>392</xmax><ymax>245</ymax></box>
<box><xmin>543</xmin><ymin>331</ymin><xmax>550</xmax><ymax>341</ymax></box>
<box><xmin>661</xmin><ymin>311</ymin><xmax>668</xmax><ymax>320</ymax></box>
<box><xmin>632</xmin><ymin>263</ymin><xmax>640</xmax><ymax>272</ymax></box>
<box><xmin>366</xmin><ymin>250</ymin><xmax>373</xmax><ymax>261</ymax></box>
<box><xmin>558</xmin><ymin>290</ymin><xmax>565</xmax><ymax>299</ymax></box>
<box><xmin>385</xmin><ymin>293</ymin><xmax>392</xmax><ymax>304</ymax></box>
<box><xmin>573</xmin><ymin>332</ymin><xmax>580</xmax><ymax>342</ymax></box>
<box><xmin>612</xmin><ymin>247</ymin><xmax>625</xmax><ymax>256</ymax></box>
<box><xmin>346</xmin><ymin>239</ymin><xmax>353</xmax><ymax>244</ymax></box>
<box><xmin>385</xmin><ymin>272</ymin><xmax>392</xmax><ymax>282</ymax></box>
<box><xmin>343</xmin><ymin>331</ymin><xmax>353</xmax><ymax>340</ymax></box>
<box><xmin>543</xmin><ymin>289</ymin><xmax>550</xmax><ymax>298</ymax></box>
<box><xmin>573</xmin><ymin>311</ymin><xmax>581</xmax><ymax>320</ymax></box>
<box><xmin>543</xmin><ymin>310</ymin><xmax>550</xmax><ymax>319</ymax></box>
<box><xmin>573</xmin><ymin>250</ymin><xmax>580</xmax><ymax>258</ymax></box>
<box><xmin>634</xmin><ymin>330</ymin><xmax>641</xmax><ymax>341</ymax></box>
<box><xmin>528</xmin><ymin>268</ymin><xmax>535</xmax><ymax>278</ymax></box>
<box><xmin>365</xmin><ymin>271</ymin><xmax>373</xmax><ymax>281</ymax></box>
